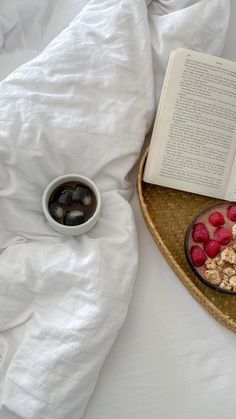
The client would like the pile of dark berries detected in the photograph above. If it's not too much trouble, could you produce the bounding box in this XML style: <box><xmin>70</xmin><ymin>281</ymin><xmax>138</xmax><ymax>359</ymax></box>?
<box><xmin>49</xmin><ymin>182</ymin><xmax>96</xmax><ymax>226</ymax></box>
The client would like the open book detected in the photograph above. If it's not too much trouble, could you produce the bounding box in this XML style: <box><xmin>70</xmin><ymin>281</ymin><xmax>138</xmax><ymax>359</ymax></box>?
<box><xmin>144</xmin><ymin>48</ymin><xmax>236</xmax><ymax>201</ymax></box>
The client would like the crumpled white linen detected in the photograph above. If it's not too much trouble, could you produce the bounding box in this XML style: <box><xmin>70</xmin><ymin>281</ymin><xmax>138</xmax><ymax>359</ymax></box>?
<box><xmin>148</xmin><ymin>0</ymin><xmax>230</xmax><ymax>103</ymax></box>
<box><xmin>0</xmin><ymin>0</ymin><xmax>230</xmax><ymax>418</ymax></box>
<box><xmin>0</xmin><ymin>1</ymin><xmax>154</xmax><ymax>418</ymax></box>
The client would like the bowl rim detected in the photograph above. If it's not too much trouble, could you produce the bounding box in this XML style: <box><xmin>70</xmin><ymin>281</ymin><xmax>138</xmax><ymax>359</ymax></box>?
<box><xmin>184</xmin><ymin>201</ymin><xmax>236</xmax><ymax>295</ymax></box>
<box><xmin>42</xmin><ymin>174</ymin><xmax>101</xmax><ymax>233</ymax></box>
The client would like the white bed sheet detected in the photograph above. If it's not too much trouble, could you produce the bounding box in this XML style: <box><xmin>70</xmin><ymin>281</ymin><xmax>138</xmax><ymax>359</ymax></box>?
<box><xmin>83</xmin><ymin>3</ymin><xmax>236</xmax><ymax>419</ymax></box>
<box><xmin>0</xmin><ymin>1</ymin><xmax>235</xmax><ymax>419</ymax></box>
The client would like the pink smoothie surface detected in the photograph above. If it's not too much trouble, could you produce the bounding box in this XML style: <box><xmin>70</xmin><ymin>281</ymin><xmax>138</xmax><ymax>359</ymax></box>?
<box><xmin>187</xmin><ymin>202</ymin><xmax>236</xmax><ymax>280</ymax></box>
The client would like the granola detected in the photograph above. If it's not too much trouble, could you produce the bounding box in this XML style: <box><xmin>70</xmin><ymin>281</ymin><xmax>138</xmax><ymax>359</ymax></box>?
<box><xmin>204</xmin><ymin>244</ymin><xmax>236</xmax><ymax>291</ymax></box>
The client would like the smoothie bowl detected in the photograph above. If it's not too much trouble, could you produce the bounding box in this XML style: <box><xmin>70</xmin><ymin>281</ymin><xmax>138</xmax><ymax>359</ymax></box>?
<box><xmin>185</xmin><ymin>202</ymin><xmax>236</xmax><ymax>294</ymax></box>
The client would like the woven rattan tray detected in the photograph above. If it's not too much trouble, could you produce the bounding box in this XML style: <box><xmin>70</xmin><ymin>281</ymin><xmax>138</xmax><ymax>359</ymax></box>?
<box><xmin>137</xmin><ymin>148</ymin><xmax>236</xmax><ymax>333</ymax></box>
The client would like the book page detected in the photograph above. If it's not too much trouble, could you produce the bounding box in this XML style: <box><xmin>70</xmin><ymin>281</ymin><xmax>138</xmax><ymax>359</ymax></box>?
<box><xmin>144</xmin><ymin>48</ymin><xmax>236</xmax><ymax>199</ymax></box>
<box><xmin>225</xmin><ymin>155</ymin><xmax>236</xmax><ymax>201</ymax></box>
<box><xmin>144</xmin><ymin>50</ymin><xmax>175</xmax><ymax>179</ymax></box>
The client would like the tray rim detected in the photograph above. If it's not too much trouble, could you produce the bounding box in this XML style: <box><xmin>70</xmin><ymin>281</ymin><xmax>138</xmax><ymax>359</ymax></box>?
<box><xmin>137</xmin><ymin>147</ymin><xmax>236</xmax><ymax>333</ymax></box>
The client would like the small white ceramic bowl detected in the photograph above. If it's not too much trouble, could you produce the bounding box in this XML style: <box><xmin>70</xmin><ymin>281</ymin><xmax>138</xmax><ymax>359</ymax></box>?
<box><xmin>42</xmin><ymin>174</ymin><xmax>101</xmax><ymax>236</ymax></box>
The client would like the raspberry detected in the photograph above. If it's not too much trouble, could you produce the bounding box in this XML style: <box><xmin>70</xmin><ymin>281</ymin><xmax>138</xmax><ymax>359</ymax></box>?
<box><xmin>227</xmin><ymin>205</ymin><xmax>236</xmax><ymax>222</ymax></box>
<box><xmin>190</xmin><ymin>246</ymin><xmax>206</xmax><ymax>267</ymax></box>
<box><xmin>204</xmin><ymin>240</ymin><xmax>221</xmax><ymax>258</ymax></box>
<box><xmin>214</xmin><ymin>227</ymin><xmax>232</xmax><ymax>245</ymax></box>
<box><xmin>192</xmin><ymin>223</ymin><xmax>209</xmax><ymax>243</ymax></box>
<box><xmin>209</xmin><ymin>212</ymin><xmax>225</xmax><ymax>227</ymax></box>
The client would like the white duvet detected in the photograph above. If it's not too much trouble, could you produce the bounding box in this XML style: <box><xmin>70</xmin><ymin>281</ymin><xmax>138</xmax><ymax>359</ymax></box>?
<box><xmin>0</xmin><ymin>1</ymin><xmax>230</xmax><ymax>418</ymax></box>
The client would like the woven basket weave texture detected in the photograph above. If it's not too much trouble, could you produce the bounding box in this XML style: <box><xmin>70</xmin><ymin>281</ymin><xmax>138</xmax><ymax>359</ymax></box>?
<box><xmin>137</xmin><ymin>148</ymin><xmax>236</xmax><ymax>333</ymax></box>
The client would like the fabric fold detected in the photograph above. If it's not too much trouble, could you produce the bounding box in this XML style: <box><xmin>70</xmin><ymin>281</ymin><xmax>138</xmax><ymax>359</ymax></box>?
<box><xmin>0</xmin><ymin>0</ymin><xmax>230</xmax><ymax>418</ymax></box>
<box><xmin>0</xmin><ymin>1</ymin><xmax>154</xmax><ymax>418</ymax></box>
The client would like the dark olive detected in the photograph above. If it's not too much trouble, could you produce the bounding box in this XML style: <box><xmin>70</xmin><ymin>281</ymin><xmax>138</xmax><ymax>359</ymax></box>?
<box><xmin>72</xmin><ymin>185</ymin><xmax>92</xmax><ymax>206</ymax></box>
<box><xmin>56</xmin><ymin>187</ymin><xmax>73</xmax><ymax>205</ymax></box>
<box><xmin>49</xmin><ymin>202</ymin><xmax>65</xmax><ymax>220</ymax></box>
<box><xmin>64</xmin><ymin>210</ymin><xmax>85</xmax><ymax>226</ymax></box>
